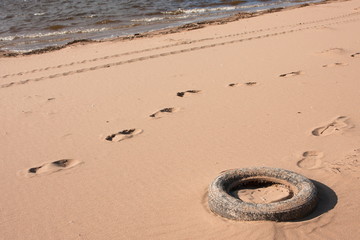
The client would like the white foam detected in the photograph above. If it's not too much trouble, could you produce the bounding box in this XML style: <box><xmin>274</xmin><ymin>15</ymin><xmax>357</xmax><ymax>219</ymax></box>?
<box><xmin>84</xmin><ymin>14</ymin><xmax>97</xmax><ymax>18</ymax></box>
<box><xmin>0</xmin><ymin>36</ymin><xmax>16</xmax><ymax>41</ymax></box>
<box><xmin>161</xmin><ymin>2</ymin><xmax>290</xmax><ymax>16</ymax></box>
<box><xmin>161</xmin><ymin>9</ymin><xmax>185</xmax><ymax>15</ymax></box>
<box><xmin>0</xmin><ymin>27</ymin><xmax>110</xmax><ymax>41</ymax></box>
<box><xmin>131</xmin><ymin>17</ymin><xmax>165</xmax><ymax>22</ymax></box>
<box><xmin>185</xmin><ymin>6</ymin><xmax>237</xmax><ymax>14</ymax></box>
<box><xmin>237</xmin><ymin>3</ymin><xmax>273</xmax><ymax>9</ymax></box>
<box><xmin>162</xmin><ymin>6</ymin><xmax>238</xmax><ymax>16</ymax></box>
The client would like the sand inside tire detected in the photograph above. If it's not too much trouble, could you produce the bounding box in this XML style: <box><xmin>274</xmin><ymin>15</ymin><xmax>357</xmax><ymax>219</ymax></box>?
<box><xmin>232</xmin><ymin>183</ymin><xmax>293</xmax><ymax>204</ymax></box>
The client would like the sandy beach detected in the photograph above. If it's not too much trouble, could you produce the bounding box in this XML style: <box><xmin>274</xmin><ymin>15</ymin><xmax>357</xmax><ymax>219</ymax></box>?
<box><xmin>1</xmin><ymin>0</ymin><xmax>360</xmax><ymax>239</ymax></box>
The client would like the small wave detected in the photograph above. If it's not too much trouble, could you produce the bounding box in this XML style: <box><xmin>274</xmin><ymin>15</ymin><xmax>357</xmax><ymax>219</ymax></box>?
<box><xmin>0</xmin><ymin>27</ymin><xmax>110</xmax><ymax>41</ymax></box>
<box><xmin>184</xmin><ymin>6</ymin><xmax>237</xmax><ymax>14</ymax></box>
<box><xmin>95</xmin><ymin>19</ymin><xmax>120</xmax><ymax>25</ymax></box>
<box><xmin>0</xmin><ymin>36</ymin><xmax>16</xmax><ymax>41</ymax></box>
<box><xmin>131</xmin><ymin>17</ymin><xmax>165</xmax><ymax>22</ymax></box>
<box><xmin>161</xmin><ymin>2</ymin><xmax>294</xmax><ymax>16</ymax></box>
<box><xmin>34</xmin><ymin>12</ymin><xmax>46</xmax><ymax>16</ymax></box>
<box><xmin>161</xmin><ymin>9</ymin><xmax>185</xmax><ymax>15</ymax></box>
<box><xmin>139</xmin><ymin>5</ymin><xmax>239</xmax><ymax>23</ymax></box>
<box><xmin>162</xmin><ymin>6</ymin><xmax>237</xmax><ymax>16</ymax></box>
<box><xmin>236</xmin><ymin>3</ymin><xmax>266</xmax><ymax>9</ymax></box>
<box><xmin>84</xmin><ymin>14</ymin><xmax>97</xmax><ymax>18</ymax></box>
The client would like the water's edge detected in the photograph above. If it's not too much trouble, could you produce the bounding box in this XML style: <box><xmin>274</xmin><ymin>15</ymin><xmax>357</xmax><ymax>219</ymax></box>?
<box><xmin>0</xmin><ymin>0</ymin><xmax>331</xmax><ymax>58</ymax></box>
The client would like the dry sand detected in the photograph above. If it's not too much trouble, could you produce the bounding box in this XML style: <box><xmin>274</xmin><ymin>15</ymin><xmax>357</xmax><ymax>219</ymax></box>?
<box><xmin>1</xmin><ymin>0</ymin><xmax>360</xmax><ymax>239</ymax></box>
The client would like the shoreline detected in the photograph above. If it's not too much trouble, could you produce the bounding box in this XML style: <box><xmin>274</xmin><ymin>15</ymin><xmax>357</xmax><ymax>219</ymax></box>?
<box><xmin>0</xmin><ymin>0</ymin><xmax>335</xmax><ymax>58</ymax></box>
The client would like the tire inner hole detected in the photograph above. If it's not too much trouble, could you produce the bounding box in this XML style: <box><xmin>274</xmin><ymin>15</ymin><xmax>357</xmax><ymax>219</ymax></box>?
<box><xmin>229</xmin><ymin>179</ymin><xmax>294</xmax><ymax>204</ymax></box>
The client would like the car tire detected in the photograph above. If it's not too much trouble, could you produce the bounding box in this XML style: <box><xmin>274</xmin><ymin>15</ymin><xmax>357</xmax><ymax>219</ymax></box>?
<box><xmin>208</xmin><ymin>167</ymin><xmax>318</xmax><ymax>221</ymax></box>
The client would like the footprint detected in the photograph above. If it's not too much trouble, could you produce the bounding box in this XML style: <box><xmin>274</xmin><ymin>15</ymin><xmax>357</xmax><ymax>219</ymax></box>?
<box><xmin>320</xmin><ymin>48</ymin><xmax>346</xmax><ymax>55</ymax></box>
<box><xmin>297</xmin><ymin>151</ymin><xmax>324</xmax><ymax>169</ymax></box>
<box><xmin>279</xmin><ymin>71</ymin><xmax>302</xmax><ymax>77</ymax></box>
<box><xmin>245</xmin><ymin>82</ymin><xmax>257</xmax><ymax>86</ymax></box>
<box><xmin>228</xmin><ymin>82</ymin><xmax>257</xmax><ymax>87</ymax></box>
<box><xmin>350</xmin><ymin>52</ymin><xmax>360</xmax><ymax>58</ymax></box>
<box><xmin>228</xmin><ymin>83</ymin><xmax>240</xmax><ymax>87</ymax></box>
<box><xmin>105</xmin><ymin>128</ymin><xmax>143</xmax><ymax>142</ymax></box>
<box><xmin>322</xmin><ymin>62</ymin><xmax>348</xmax><ymax>67</ymax></box>
<box><xmin>23</xmin><ymin>159</ymin><xmax>82</xmax><ymax>177</ymax></box>
<box><xmin>149</xmin><ymin>107</ymin><xmax>178</xmax><ymax>118</ymax></box>
<box><xmin>311</xmin><ymin>116</ymin><xmax>352</xmax><ymax>137</ymax></box>
<box><xmin>177</xmin><ymin>90</ymin><xmax>201</xmax><ymax>97</ymax></box>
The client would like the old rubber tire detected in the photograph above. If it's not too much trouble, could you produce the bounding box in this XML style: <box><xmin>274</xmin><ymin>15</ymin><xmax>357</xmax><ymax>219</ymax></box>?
<box><xmin>208</xmin><ymin>167</ymin><xmax>318</xmax><ymax>221</ymax></box>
